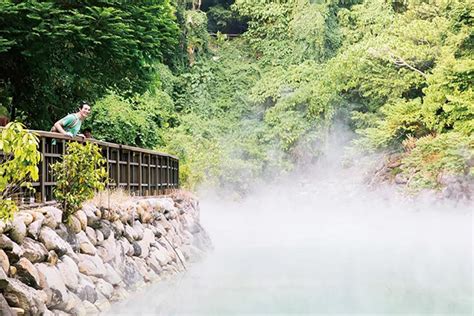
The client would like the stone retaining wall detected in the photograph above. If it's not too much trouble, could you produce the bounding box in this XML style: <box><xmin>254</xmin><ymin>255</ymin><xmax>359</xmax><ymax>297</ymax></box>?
<box><xmin>0</xmin><ymin>191</ymin><xmax>211</xmax><ymax>315</ymax></box>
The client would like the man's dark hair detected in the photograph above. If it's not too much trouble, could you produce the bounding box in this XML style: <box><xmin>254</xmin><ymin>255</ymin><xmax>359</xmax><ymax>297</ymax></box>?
<box><xmin>78</xmin><ymin>101</ymin><xmax>90</xmax><ymax>110</ymax></box>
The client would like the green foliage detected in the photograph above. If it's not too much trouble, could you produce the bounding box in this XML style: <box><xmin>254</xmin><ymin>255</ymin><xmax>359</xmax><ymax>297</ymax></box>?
<box><xmin>51</xmin><ymin>142</ymin><xmax>107</xmax><ymax>220</ymax></box>
<box><xmin>0</xmin><ymin>0</ymin><xmax>179</xmax><ymax>129</ymax></box>
<box><xmin>233</xmin><ymin>0</ymin><xmax>341</xmax><ymax>65</ymax></box>
<box><xmin>0</xmin><ymin>122</ymin><xmax>40</xmax><ymax>221</ymax></box>
<box><xmin>401</xmin><ymin>133</ymin><xmax>473</xmax><ymax>190</ymax></box>
<box><xmin>315</xmin><ymin>0</ymin><xmax>472</xmax><ymax>189</ymax></box>
<box><xmin>85</xmin><ymin>89</ymin><xmax>176</xmax><ymax>149</ymax></box>
<box><xmin>184</xmin><ymin>10</ymin><xmax>210</xmax><ymax>64</ymax></box>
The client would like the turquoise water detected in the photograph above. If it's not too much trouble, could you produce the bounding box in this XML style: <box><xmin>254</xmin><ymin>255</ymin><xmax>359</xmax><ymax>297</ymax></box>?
<box><xmin>108</xmin><ymin>167</ymin><xmax>473</xmax><ymax>315</ymax></box>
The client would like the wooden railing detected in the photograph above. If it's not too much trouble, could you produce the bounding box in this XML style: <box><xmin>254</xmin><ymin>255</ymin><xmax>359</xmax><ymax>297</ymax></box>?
<box><xmin>7</xmin><ymin>130</ymin><xmax>179</xmax><ymax>203</ymax></box>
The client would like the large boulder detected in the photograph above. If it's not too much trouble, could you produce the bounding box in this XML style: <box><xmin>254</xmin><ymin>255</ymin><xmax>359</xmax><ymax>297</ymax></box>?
<box><xmin>0</xmin><ymin>235</ymin><xmax>14</xmax><ymax>251</ymax></box>
<box><xmin>103</xmin><ymin>263</ymin><xmax>121</xmax><ymax>286</ymax></box>
<box><xmin>39</xmin><ymin>227</ymin><xmax>73</xmax><ymax>257</ymax></box>
<box><xmin>0</xmin><ymin>249</ymin><xmax>9</xmax><ymax>274</ymax></box>
<box><xmin>77</xmin><ymin>254</ymin><xmax>107</xmax><ymax>278</ymax></box>
<box><xmin>15</xmin><ymin>212</ymin><xmax>34</xmax><ymax>226</ymax></box>
<box><xmin>40</xmin><ymin>206</ymin><xmax>63</xmax><ymax>229</ymax></box>
<box><xmin>0</xmin><ymin>293</ymin><xmax>13</xmax><ymax>316</ymax></box>
<box><xmin>9</xmin><ymin>218</ymin><xmax>27</xmax><ymax>244</ymax></box>
<box><xmin>76</xmin><ymin>232</ymin><xmax>97</xmax><ymax>256</ymax></box>
<box><xmin>35</xmin><ymin>263</ymin><xmax>70</xmax><ymax>310</ymax></box>
<box><xmin>121</xmin><ymin>257</ymin><xmax>143</xmax><ymax>289</ymax></box>
<box><xmin>94</xmin><ymin>278</ymin><xmax>114</xmax><ymax>300</ymax></box>
<box><xmin>27</xmin><ymin>218</ymin><xmax>44</xmax><ymax>239</ymax></box>
<box><xmin>74</xmin><ymin>210</ymin><xmax>88</xmax><ymax>231</ymax></box>
<box><xmin>85</xmin><ymin>227</ymin><xmax>97</xmax><ymax>246</ymax></box>
<box><xmin>14</xmin><ymin>258</ymin><xmax>40</xmax><ymax>289</ymax></box>
<box><xmin>82</xmin><ymin>300</ymin><xmax>100</xmax><ymax>315</ymax></box>
<box><xmin>4</xmin><ymin>240</ymin><xmax>23</xmax><ymax>265</ymax></box>
<box><xmin>3</xmin><ymin>278</ymin><xmax>47</xmax><ymax>315</ymax></box>
<box><xmin>123</xmin><ymin>225</ymin><xmax>137</xmax><ymax>243</ymax></box>
<box><xmin>56</xmin><ymin>256</ymin><xmax>80</xmax><ymax>292</ymax></box>
<box><xmin>21</xmin><ymin>237</ymin><xmax>48</xmax><ymax>263</ymax></box>
<box><xmin>76</xmin><ymin>274</ymin><xmax>97</xmax><ymax>303</ymax></box>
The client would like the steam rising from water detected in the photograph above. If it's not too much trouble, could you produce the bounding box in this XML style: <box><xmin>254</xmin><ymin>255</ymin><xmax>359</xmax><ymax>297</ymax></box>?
<box><xmin>109</xmin><ymin>136</ymin><xmax>473</xmax><ymax>315</ymax></box>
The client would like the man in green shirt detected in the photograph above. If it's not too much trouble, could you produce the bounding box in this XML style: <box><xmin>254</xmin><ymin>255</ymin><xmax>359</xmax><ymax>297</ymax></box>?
<box><xmin>52</xmin><ymin>102</ymin><xmax>91</xmax><ymax>137</ymax></box>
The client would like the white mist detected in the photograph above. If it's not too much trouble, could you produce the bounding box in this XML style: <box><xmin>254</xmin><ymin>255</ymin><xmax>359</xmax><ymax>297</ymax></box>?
<box><xmin>108</xmin><ymin>154</ymin><xmax>473</xmax><ymax>315</ymax></box>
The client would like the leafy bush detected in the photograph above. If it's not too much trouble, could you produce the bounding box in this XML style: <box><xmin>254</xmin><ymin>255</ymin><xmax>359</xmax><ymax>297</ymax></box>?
<box><xmin>51</xmin><ymin>142</ymin><xmax>107</xmax><ymax>220</ymax></box>
<box><xmin>401</xmin><ymin>133</ymin><xmax>473</xmax><ymax>190</ymax></box>
<box><xmin>85</xmin><ymin>91</ymin><xmax>176</xmax><ymax>149</ymax></box>
<box><xmin>0</xmin><ymin>122</ymin><xmax>40</xmax><ymax>221</ymax></box>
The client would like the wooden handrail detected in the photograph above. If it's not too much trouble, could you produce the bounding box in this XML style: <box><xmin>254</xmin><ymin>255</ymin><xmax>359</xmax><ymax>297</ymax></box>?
<box><xmin>1</xmin><ymin>129</ymin><xmax>179</xmax><ymax>203</ymax></box>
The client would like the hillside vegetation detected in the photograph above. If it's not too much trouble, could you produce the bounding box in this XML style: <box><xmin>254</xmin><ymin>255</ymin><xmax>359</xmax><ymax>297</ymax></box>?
<box><xmin>1</xmin><ymin>0</ymin><xmax>472</xmax><ymax>192</ymax></box>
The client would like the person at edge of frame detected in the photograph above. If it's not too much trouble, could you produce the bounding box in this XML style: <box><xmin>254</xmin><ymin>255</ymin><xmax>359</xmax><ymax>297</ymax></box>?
<box><xmin>51</xmin><ymin>101</ymin><xmax>91</xmax><ymax>138</ymax></box>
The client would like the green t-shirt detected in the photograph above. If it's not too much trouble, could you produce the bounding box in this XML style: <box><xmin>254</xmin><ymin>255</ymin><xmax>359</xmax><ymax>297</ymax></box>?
<box><xmin>61</xmin><ymin>113</ymin><xmax>82</xmax><ymax>136</ymax></box>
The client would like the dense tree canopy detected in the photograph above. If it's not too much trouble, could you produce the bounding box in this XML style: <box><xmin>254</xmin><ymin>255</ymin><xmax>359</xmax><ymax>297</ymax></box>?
<box><xmin>0</xmin><ymin>0</ymin><xmax>179</xmax><ymax>129</ymax></box>
<box><xmin>0</xmin><ymin>0</ymin><xmax>472</xmax><ymax>192</ymax></box>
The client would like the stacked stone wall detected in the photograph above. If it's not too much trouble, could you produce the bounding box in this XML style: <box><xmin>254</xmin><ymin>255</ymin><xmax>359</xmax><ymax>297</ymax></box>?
<box><xmin>0</xmin><ymin>192</ymin><xmax>211</xmax><ymax>315</ymax></box>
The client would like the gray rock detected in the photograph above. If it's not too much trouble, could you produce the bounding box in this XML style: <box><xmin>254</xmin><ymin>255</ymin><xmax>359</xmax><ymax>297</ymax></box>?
<box><xmin>9</xmin><ymin>218</ymin><xmax>26</xmax><ymax>244</ymax></box>
<box><xmin>56</xmin><ymin>256</ymin><xmax>79</xmax><ymax>292</ymax></box>
<box><xmin>48</xmin><ymin>251</ymin><xmax>59</xmax><ymax>266</ymax></box>
<box><xmin>0</xmin><ymin>235</ymin><xmax>13</xmax><ymax>251</ymax></box>
<box><xmin>82</xmin><ymin>300</ymin><xmax>99</xmax><ymax>315</ymax></box>
<box><xmin>94</xmin><ymin>298</ymin><xmax>111</xmax><ymax>312</ymax></box>
<box><xmin>94</xmin><ymin>278</ymin><xmax>114</xmax><ymax>299</ymax></box>
<box><xmin>0</xmin><ymin>249</ymin><xmax>9</xmax><ymax>274</ymax></box>
<box><xmin>76</xmin><ymin>274</ymin><xmax>97</xmax><ymax>303</ymax></box>
<box><xmin>100</xmin><ymin>236</ymin><xmax>118</xmax><ymax>263</ymax></box>
<box><xmin>15</xmin><ymin>212</ymin><xmax>34</xmax><ymax>226</ymax></box>
<box><xmin>80</xmin><ymin>242</ymin><xmax>97</xmax><ymax>256</ymax></box>
<box><xmin>62</xmin><ymin>291</ymin><xmax>82</xmax><ymax>314</ymax></box>
<box><xmin>133</xmin><ymin>257</ymin><xmax>152</xmax><ymax>282</ymax></box>
<box><xmin>15</xmin><ymin>258</ymin><xmax>40</xmax><ymax>289</ymax></box>
<box><xmin>0</xmin><ymin>293</ymin><xmax>14</xmax><ymax>316</ymax></box>
<box><xmin>76</xmin><ymin>231</ymin><xmax>97</xmax><ymax>256</ymax></box>
<box><xmin>68</xmin><ymin>216</ymin><xmax>82</xmax><ymax>234</ymax></box>
<box><xmin>150</xmin><ymin>246</ymin><xmax>171</xmax><ymax>266</ymax></box>
<box><xmin>131</xmin><ymin>242</ymin><xmax>142</xmax><ymax>257</ymax></box>
<box><xmin>35</xmin><ymin>263</ymin><xmax>70</xmax><ymax>309</ymax></box>
<box><xmin>39</xmin><ymin>227</ymin><xmax>72</xmax><ymax>257</ymax></box>
<box><xmin>10</xmin><ymin>307</ymin><xmax>25</xmax><ymax>315</ymax></box>
<box><xmin>146</xmin><ymin>255</ymin><xmax>162</xmax><ymax>275</ymax></box>
<box><xmin>0</xmin><ymin>265</ymin><xmax>9</xmax><ymax>290</ymax></box>
<box><xmin>103</xmin><ymin>263</ymin><xmax>121</xmax><ymax>286</ymax></box>
<box><xmin>112</xmin><ymin>220</ymin><xmax>124</xmax><ymax>236</ymax></box>
<box><xmin>122</xmin><ymin>257</ymin><xmax>143</xmax><ymax>288</ymax></box>
<box><xmin>98</xmin><ymin>223</ymin><xmax>112</xmax><ymax>240</ymax></box>
<box><xmin>394</xmin><ymin>173</ymin><xmax>408</xmax><ymax>184</ymax></box>
<box><xmin>27</xmin><ymin>218</ymin><xmax>44</xmax><ymax>239</ymax></box>
<box><xmin>0</xmin><ymin>221</ymin><xmax>8</xmax><ymax>235</ymax></box>
<box><xmin>123</xmin><ymin>225</ymin><xmax>137</xmax><ymax>242</ymax></box>
<box><xmin>50</xmin><ymin>310</ymin><xmax>70</xmax><ymax>315</ymax></box>
<box><xmin>119</xmin><ymin>239</ymin><xmax>134</xmax><ymax>257</ymax></box>
<box><xmin>5</xmin><ymin>241</ymin><xmax>23</xmax><ymax>265</ymax></box>
<box><xmin>95</xmin><ymin>230</ymin><xmax>104</xmax><ymax>245</ymax></box>
<box><xmin>40</xmin><ymin>206</ymin><xmax>63</xmax><ymax>229</ymax></box>
<box><xmin>133</xmin><ymin>221</ymin><xmax>144</xmax><ymax>240</ymax></box>
<box><xmin>4</xmin><ymin>278</ymin><xmax>47</xmax><ymax>314</ymax></box>
<box><xmin>85</xmin><ymin>227</ymin><xmax>97</xmax><ymax>245</ymax></box>
<box><xmin>110</xmin><ymin>287</ymin><xmax>128</xmax><ymax>302</ymax></box>
<box><xmin>21</xmin><ymin>237</ymin><xmax>48</xmax><ymax>263</ymax></box>
<box><xmin>77</xmin><ymin>254</ymin><xmax>107</xmax><ymax>278</ymax></box>
<box><xmin>74</xmin><ymin>210</ymin><xmax>88</xmax><ymax>231</ymax></box>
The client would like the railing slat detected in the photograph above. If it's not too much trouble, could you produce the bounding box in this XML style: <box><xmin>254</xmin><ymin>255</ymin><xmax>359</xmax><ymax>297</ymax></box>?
<box><xmin>0</xmin><ymin>129</ymin><xmax>179</xmax><ymax>202</ymax></box>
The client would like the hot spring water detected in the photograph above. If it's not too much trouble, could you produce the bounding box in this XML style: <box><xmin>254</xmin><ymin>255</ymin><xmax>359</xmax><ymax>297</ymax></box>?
<box><xmin>108</xmin><ymin>163</ymin><xmax>473</xmax><ymax>315</ymax></box>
